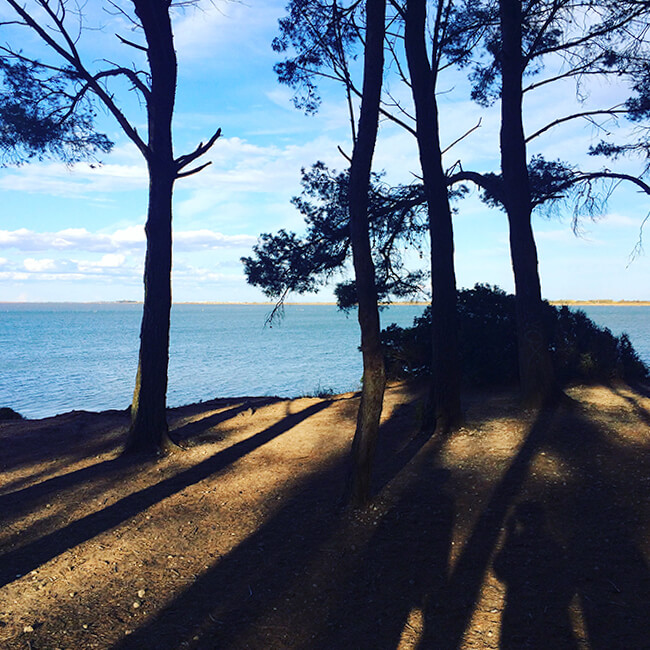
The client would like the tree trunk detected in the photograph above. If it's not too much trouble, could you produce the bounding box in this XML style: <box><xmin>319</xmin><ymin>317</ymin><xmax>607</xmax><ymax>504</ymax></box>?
<box><xmin>125</xmin><ymin>167</ymin><xmax>175</xmax><ymax>454</ymax></box>
<box><xmin>499</xmin><ymin>0</ymin><xmax>557</xmax><ymax>407</ymax></box>
<box><xmin>347</xmin><ymin>0</ymin><xmax>387</xmax><ymax>507</ymax></box>
<box><xmin>405</xmin><ymin>0</ymin><xmax>462</xmax><ymax>432</ymax></box>
<box><xmin>124</xmin><ymin>1</ymin><xmax>178</xmax><ymax>454</ymax></box>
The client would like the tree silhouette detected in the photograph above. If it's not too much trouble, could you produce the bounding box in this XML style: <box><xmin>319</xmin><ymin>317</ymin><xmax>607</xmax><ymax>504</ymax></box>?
<box><xmin>345</xmin><ymin>0</ymin><xmax>388</xmax><ymax>506</ymax></box>
<box><xmin>242</xmin><ymin>162</ymin><xmax>430</xmax><ymax>312</ymax></box>
<box><xmin>462</xmin><ymin>0</ymin><xmax>650</xmax><ymax>405</ymax></box>
<box><xmin>0</xmin><ymin>58</ymin><xmax>112</xmax><ymax>163</ymax></box>
<box><xmin>402</xmin><ymin>0</ymin><xmax>463</xmax><ymax>431</ymax></box>
<box><xmin>266</xmin><ymin>0</ymin><xmax>490</xmax><ymax>430</ymax></box>
<box><xmin>1</xmin><ymin>0</ymin><xmax>222</xmax><ymax>454</ymax></box>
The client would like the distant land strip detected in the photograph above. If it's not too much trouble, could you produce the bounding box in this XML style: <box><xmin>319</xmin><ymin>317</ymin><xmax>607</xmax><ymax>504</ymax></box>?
<box><xmin>1</xmin><ymin>299</ymin><xmax>648</xmax><ymax>306</ymax></box>
<box><xmin>549</xmin><ymin>299</ymin><xmax>650</xmax><ymax>306</ymax></box>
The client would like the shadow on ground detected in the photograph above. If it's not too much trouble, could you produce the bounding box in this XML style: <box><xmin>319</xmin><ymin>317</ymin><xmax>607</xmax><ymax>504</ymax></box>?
<box><xmin>1</xmin><ymin>385</ymin><xmax>648</xmax><ymax>649</ymax></box>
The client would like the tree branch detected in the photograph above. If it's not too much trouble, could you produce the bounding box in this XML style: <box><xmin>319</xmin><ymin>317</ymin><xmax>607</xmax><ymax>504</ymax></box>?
<box><xmin>116</xmin><ymin>33</ymin><xmax>148</xmax><ymax>52</ymax></box>
<box><xmin>526</xmin><ymin>107</ymin><xmax>626</xmax><ymax>142</ymax></box>
<box><xmin>442</xmin><ymin>118</ymin><xmax>482</xmax><ymax>155</ymax></box>
<box><xmin>174</xmin><ymin>128</ymin><xmax>222</xmax><ymax>172</ymax></box>
<box><xmin>571</xmin><ymin>170</ymin><xmax>650</xmax><ymax>196</ymax></box>
<box><xmin>3</xmin><ymin>0</ymin><xmax>149</xmax><ymax>158</ymax></box>
<box><xmin>176</xmin><ymin>161</ymin><xmax>212</xmax><ymax>179</ymax></box>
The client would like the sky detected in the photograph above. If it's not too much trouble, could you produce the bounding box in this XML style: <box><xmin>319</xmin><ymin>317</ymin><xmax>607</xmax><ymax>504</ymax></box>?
<box><xmin>0</xmin><ymin>0</ymin><xmax>648</xmax><ymax>303</ymax></box>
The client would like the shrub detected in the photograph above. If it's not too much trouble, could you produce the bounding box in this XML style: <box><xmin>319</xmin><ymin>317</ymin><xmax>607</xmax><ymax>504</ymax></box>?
<box><xmin>382</xmin><ymin>284</ymin><xmax>649</xmax><ymax>387</ymax></box>
<box><xmin>0</xmin><ymin>407</ymin><xmax>24</xmax><ymax>421</ymax></box>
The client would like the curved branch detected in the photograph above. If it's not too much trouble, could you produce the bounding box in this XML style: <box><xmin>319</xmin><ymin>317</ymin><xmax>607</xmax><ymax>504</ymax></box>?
<box><xmin>571</xmin><ymin>171</ymin><xmax>650</xmax><ymax>196</ymax></box>
<box><xmin>176</xmin><ymin>161</ymin><xmax>212</xmax><ymax>179</ymax></box>
<box><xmin>174</xmin><ymin>128</ymin><xmax>222</xmax><ymax>172</ymax></box>
<box><xmin>447</xmin><ymin>168</ymin><xmax>502</xmax><ymax>198</ymax></box>
<box><xmin>526</xmin><ymin>107</ymin><xmax>626</xmax><ymax>142</ymax></box>
<box><xmin>92</xmin><ymin>67</ymin><xmax>151</xmax><ymax>99</ymax></box>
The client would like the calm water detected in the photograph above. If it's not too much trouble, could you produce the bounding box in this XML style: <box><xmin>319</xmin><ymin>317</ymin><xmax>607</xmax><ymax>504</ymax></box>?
<box><xmin>0</xmin><ymin>303</ymin><xmax>648</xmax><ymax>419</ymax></box>
<box><xmin>0</xmin><ymin>304</ymin><xmax>423</xmax><ymax>419</ymax></box>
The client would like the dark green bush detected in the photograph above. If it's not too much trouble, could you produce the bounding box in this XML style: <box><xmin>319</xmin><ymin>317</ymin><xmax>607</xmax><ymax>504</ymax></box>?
<box><xmin>382</xmin><ymin>284</ymin><xmax>649</xmax><ymax>387</ymax></box>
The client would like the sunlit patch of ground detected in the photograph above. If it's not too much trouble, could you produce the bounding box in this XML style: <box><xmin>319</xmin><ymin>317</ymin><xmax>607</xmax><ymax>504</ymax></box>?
<box><xmin>0</xmin><ymin>382</ymin><xmax>648</xmax><ymax>649</ymax></box>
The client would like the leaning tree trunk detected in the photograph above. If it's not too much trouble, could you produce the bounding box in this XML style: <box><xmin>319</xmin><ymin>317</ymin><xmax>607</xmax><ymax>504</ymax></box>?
<box><xmin>499</xmin><ymin>0</ymin><xmax>557</xmax><ymax>407</ymax></box>
<box><xmin>347</xmin><ymin>0</ymin><xmax>387</xmax><ymax>507</ymax></box>
<box><xmin>405</xmin><ymin>0</ymin><xmax>462</xmax><ymax>432</ymax></box>
<box><xmin>124</xmin><ymin>1</ymin><xmax>178</xmax><ymax>454</ymax></box>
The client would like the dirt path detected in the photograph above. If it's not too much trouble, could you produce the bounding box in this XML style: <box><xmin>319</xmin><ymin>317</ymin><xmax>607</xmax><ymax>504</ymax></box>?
<box><xmin>1</xmin><ymin>382</ymin><xmax>648</xmax><ymax>649</ymax></box>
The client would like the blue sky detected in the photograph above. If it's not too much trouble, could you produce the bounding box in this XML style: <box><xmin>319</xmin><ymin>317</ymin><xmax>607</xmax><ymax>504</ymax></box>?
<box><xmin>0</xmin><ymin>0</ymin><xmax>648</xmax><ymax>302</ymax></box>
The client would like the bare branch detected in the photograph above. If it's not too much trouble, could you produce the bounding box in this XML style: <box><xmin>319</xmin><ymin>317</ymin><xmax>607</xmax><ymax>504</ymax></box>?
<box><xmin>441</xmin><ymin>118</ymin><xmax>482</xmax><ymax>155</ymax></box>
<box><xmin>628</xmin><ymin>212</ymin><xmax>648</xmax><ymax>265</ymax></box>
<box><xmin>264</xmin><ymin>286</ymin><xmax>290</xmax><ymax>327</ymax></box>
<box><xmin>116</xmin><ymin>34</ymin><xmax>148</xmax><ymax>52</ymax></box>
<box><xmin>93</xmin><ymin>66</ymin><xmax>151</xmax><ymax>99</ymax></box>
<box><xmin>337</xmin><ymin>145</ymin><xmax>352</xmax><ymax>163</ymax></box>
<box><xmin>174</xmin><ymin>128</ymin><xmax>222</xmax><ymax>172</ymax></box>
<box><xmin>526</xmin><ymin>107</ymin><xmax>626</xmax><ymax>142</ymax></box>
<box><xmin>176</xmin><ymin>161</ymin><xmax>212</xmax><ymax>179</ymax></box>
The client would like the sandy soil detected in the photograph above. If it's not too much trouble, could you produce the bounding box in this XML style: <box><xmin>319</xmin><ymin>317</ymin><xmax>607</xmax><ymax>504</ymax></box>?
<box><xmin>0</xmin><ymin>381</ymin><xmax>648</xmax><ymax>649</ymax></box>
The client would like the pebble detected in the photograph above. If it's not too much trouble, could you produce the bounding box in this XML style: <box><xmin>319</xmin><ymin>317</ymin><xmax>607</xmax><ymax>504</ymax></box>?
<box><xmin>133</xmin><ymin>600</ymin><xmax>141</xmax><ymax>609</ymax></box>
<box><xmin>137</xmin><ymin>589</ymin><xmax>146</xmax><ymax>598</ymax></box>
<box><xmin>23</xmin><ymin>625</ymin><xmax>34</xmax><ymax>633</ymax></box>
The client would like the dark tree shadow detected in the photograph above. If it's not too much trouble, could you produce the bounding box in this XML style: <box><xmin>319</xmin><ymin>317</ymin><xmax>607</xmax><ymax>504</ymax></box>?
<box><xmin>6</xmin><ymin>385</ymin><xmax>647</xmax><ymax>649</ymax></box>
<box><xmin>169</xmin><ymin>397</ymin><xmax>282</xmax><ymax>446</ymax></box>
<box><xmin>0</xmin><ymin>401</ymin><xmax>332</xmax><ymax>589</ymax></box>
<box><xmin>105</xmin><ymin>390</ymin><xmax>436</xmax><ymax>650</ymax></box>
<box><xmin>493</xmin><ymin>501</ymin><xmax>577</xmax><ymax>649</ymax></box>
<box><xmin>0</xmin><ymin>409</ymin><xmax>129</xmax><ymax>475</ymax></box>
<box><xmin>544</xmin><ymin>405</ymin><xmax>650</xmax><ymax>650</ymax></box>
<box><xmin>0</xmin><ymin>454</ymin><xmax>149</xmax><ymax>521</ymax></box>
<box><xmin>313</xmin><ymin>466</ymin><xmax>454</xmax><ymax>649</ymax></box>
<box><xmin>422</xmin><ymin>405</ymin><xmax>558</xmax><ymax>649</ymax></box>
<box><xmin>108</xmin><ymin>394</ymin><xmax>558</xmax><ymax>650</ymax></box>
<box><xmin>571</xmin><ymin>489</ymin><xmax>650</xmax><ymax>650</ymax></box>
<box><xmin>371</xmin><ymin>399</ymin><xmax>432</xmax><ymax>496</ymax></box>
<box><xmin>611</xmin><ymin>384</ymin><xmax>650</xmax><ymax>428</ymax></box>
<box><xmin>113</xmin><ymin>454</ymin><xmax>351</xmax><ymax>650</ymax></box>
<box><xmin>0</xmin><ymin>400</ymin><xmax>277</xmax><ymax>515</ymax></box>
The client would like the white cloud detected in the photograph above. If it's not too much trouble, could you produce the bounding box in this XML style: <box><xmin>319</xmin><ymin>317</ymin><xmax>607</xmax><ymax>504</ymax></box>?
<box><xmin>172</xmin><ymin>1</ymin><xmax>285</xmax><ymax>63</ymax></box>
<box><xmin>597</xmin><ymin>213</ymin><xmax>643</xmax><ymax>228</ymax></box>
<box><xmin>0</xmin><ymin>159</ymin><xmax>147</xmax><ymax>198</ymax></box>
<box><xmin>23</xmin><ymin>258</ymin><xmax>58</xmax><ymax>272</ymax></box>
<box><xmin>0</xmin><ymin>254</ymin><xmax>139</xmax><ymax>284</ymax></box>
<box><xmin>0</xmin><ymin>226</ymin><xmax>255</xmax><ymax>254</ymax></box>
<box><xmin>78</xmin><ymin>254</ymin><xmax>127</xmax><ymax>270</ymax></box>
<box><xmin>174</xmin><ymin>230</ymin><xmax>256</xmax><ymax>250</ymax></box>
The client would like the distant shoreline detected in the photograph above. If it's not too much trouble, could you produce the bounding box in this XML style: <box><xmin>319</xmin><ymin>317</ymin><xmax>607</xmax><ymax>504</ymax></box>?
<box><xmin>549</xmin><ymin>300</ymin><xmax>650</xmax><ymax>307</ymax></box>
<box><xmin>1</xmin><ymin>299</ymin><xmax>649</xmax><ymax>306</ymax></box>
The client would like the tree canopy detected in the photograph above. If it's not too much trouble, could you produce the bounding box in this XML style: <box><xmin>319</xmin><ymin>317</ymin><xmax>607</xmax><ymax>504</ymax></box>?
<box><xmin>0</xmin><ymin>58</ymin><xmax>112</xmax><ymax>163</ymax></box>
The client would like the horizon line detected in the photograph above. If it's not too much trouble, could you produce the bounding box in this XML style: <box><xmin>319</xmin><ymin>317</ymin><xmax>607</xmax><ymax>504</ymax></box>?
<box><xmin>1</xmin><ymin>299</ymin><xmax>650</xmax><ymax>306</ymax></box>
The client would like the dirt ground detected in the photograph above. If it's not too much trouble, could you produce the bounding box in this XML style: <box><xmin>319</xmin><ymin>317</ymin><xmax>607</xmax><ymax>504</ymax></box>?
<box><xmin>0</xmin><ymin>381</ymin><xmax>648</xmax><ymax>649</ymax></box>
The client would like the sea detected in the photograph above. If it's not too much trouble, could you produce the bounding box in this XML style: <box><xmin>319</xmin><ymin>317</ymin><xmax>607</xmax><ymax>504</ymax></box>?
<box><xmin>0</xmin><ymin>303</ymin><xmax>648</xmax><ymax>420</ymax></box>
